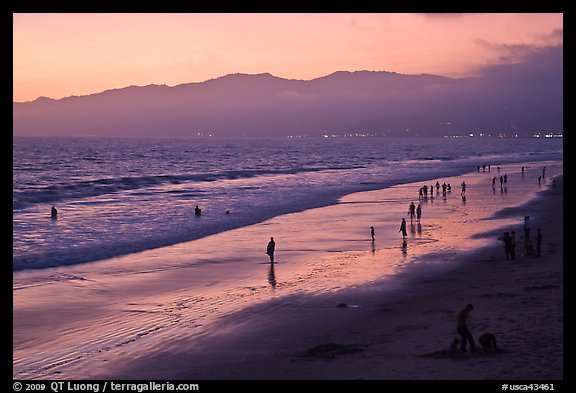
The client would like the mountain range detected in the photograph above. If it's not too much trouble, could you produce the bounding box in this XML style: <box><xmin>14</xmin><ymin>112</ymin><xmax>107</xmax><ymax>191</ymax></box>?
<box><xmin>13</xmin><ymin>46</ymin><xmax>562</xmax><ymax>138</ymax></box>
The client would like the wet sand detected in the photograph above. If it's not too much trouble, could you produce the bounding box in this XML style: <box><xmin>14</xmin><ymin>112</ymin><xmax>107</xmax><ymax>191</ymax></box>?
<box><xmin>13</xmin><ymin>161</ymin><xmax>562</xmax><ymax>379</ymax></box>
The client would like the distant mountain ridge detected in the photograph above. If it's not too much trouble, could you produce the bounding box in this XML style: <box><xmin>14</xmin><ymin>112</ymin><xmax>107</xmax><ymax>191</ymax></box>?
<box><xmin>13</xmin><ymin>62</ymin><xmax>562</xmax><ymax>137</ymax></box>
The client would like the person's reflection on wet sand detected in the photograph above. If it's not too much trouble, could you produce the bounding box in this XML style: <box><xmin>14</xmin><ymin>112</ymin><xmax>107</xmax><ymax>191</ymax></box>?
<box><xmin>268</xmin><ymin>262</ymin><xmax>277</xmax><ymax>288</ymax></box>
<box><xmin>401</xmin><ymin>240</ymin><xmax>407</xmax><ymax>257</ymax></box>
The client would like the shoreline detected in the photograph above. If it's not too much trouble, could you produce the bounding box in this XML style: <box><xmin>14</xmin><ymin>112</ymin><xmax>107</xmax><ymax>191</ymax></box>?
<box><xmin>13</xmin><ymin>156</ymin><xmax>561</xmax><ymax>273</ymax></box>
<box><xmin>13</xmin><ymin>161</ymin><xmax>563</xmax><ymax>379</ymax></box>
<box><xmin>109</xmin><ymin>175</ymin><xmax>563</xmax><ymax>380</ymax></box>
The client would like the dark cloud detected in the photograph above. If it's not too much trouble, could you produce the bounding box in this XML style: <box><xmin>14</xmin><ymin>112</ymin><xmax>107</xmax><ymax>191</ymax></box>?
<box><xmin>474</xmin><ymin>28</ymin><xmax>563</xmax><ymax>66</ymax></box>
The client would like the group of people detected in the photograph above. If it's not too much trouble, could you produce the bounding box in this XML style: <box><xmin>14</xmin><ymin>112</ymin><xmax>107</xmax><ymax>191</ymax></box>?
<box><xmin>500</xmin><ymin>215</ymin><xmax>542</xmax><ymax>258</ymax></box>
<box><xmin>418</xmin><ymin>181</ymin><xmax>453</xmax><ymax>199</ymax></box>
<box><xmin>400</xmin><ymin>178</ymin><xmax>463</xmax><ymax>240</ymax></box>
<box><xmin>492</xmin><ymin>174</ymin><xmax>508</xmax><ymax>190</ymax></box>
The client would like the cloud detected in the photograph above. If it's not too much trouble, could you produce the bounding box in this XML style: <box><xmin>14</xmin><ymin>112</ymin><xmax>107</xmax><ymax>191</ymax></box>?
<box><xmin>473</xmin><ymin>28</ymin><xmax>563</xmax><ymax>69</ymax></box>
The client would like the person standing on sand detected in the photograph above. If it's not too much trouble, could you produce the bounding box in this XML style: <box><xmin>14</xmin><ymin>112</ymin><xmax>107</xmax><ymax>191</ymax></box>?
<box><xmin>408</xmin><ymin>202</ymin><xmax>416</xmax><ymax>222</ymax></box>
<box><xmin>399</xmin><ymin>218</ymin><xmax>407</xmax><ymax>239</ymax></box>
<box><xmin>536</xmin><ymin>228</ymin><xmax>542</xmax><ymax>257</ymax></box>
<box><xmin>371</xmin><ymin>226</ymin><xmax>375</xmax><ymax>241</ymax></box>
<box><xmin>416</xmin><ymin>204</ymin><xmax>422</xmax><ymax>222</ymax></box>
<box><xmin>510</xmin><ymin>231</ymin><xmax>517</xmax><ymax>260</ymax></box>
<box><xmin>500</xmin><ymin>232</ymin><xmax>513</xmax><ymax>260</ymax></box>
<box><xmin>461</xmin><ymin>181</ymin><xmax>466</xmax><ymax>196</ymax></box>
<box><xmin>457</xmin><ymin>304</ymin><xmax>476</xmax><ymax>352</ymax></box>
<box><xmin>266</xmin><ymin>237</ymin><xmax>276</xmax><ymax>263</ymax></box>
<box><xmin>524</xmin><ymin>216</ymin><xmax>532</xmax><ymax>241</ymax></box>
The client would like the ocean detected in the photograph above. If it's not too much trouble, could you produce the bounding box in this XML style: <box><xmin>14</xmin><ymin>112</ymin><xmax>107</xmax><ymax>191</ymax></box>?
<box><xmin>13</xmin><ymin>136</ymin><xmax>563</xmax><ymax>271</ymax></box>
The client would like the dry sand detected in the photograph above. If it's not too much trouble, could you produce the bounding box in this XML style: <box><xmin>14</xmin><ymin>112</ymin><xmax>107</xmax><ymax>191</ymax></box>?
<box><xmin>13</xmin><ymin>162</ymin><xmax>563</xmax><ymax>380</ymax></box>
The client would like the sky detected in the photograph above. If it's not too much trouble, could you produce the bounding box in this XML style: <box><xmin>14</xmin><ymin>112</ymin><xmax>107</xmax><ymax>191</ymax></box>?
<box><xmin>13</xmin><ymin>13</ymin><xmax>563</xmax><ymax>103</ymax></box>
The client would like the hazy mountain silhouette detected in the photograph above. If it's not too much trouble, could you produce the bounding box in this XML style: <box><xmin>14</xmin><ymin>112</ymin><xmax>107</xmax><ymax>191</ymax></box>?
<box><xmin>13</xmin><ymin>45</ymin><xmax>562</xmax><ymax>137</ymax></box>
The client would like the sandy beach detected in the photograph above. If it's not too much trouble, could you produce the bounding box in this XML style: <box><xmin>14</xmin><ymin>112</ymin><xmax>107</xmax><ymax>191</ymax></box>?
<box><xmin>13</xmin><ymin>161</ymin><xmax>563</xmax><ymax>380</ymax></box>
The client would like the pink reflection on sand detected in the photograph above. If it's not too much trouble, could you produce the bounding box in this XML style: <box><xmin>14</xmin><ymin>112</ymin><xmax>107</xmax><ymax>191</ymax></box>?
<box><xmin>13</xmin><ymin>161</ymin><xmax>562</xmax><ymax>378</ymax></box>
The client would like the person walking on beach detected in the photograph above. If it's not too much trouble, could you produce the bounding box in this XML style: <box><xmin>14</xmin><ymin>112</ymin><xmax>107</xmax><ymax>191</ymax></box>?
<box><xmin>408</xmin><ymin>202</ymin><xmax>416</xmax><ymax>222</ymax></box>
<box><xmin>399</xmin><ymin>218</ymin><xmax>407</xmax><ymax>239</ymax></box>
<box><xmin>457</xmin><ymin>304</ymin><xmax>476</xmax><ymax>352</ymax></box>
<box><xmin>266</xmin><ymin>237</ymin><xmax>276</xmax><ymax>263</ymax></box>
<box><xmin>536</xmin><ymin>228</ymin><xmax>542</xmax><ymax>257</ymax></box>
<box><xmin>371</xmin><ymin>226</ymin><xmax>375</xmax><ymax>241</ymax></box>
<box><xmin>416</xmin><ymin>204</ymin><xmax>422</xmax><ymax>222</ymax></box>
<box><xmin>461</xmin><ymin>181</ymin><xmax>466</xmax><ymax>196</ymax></box>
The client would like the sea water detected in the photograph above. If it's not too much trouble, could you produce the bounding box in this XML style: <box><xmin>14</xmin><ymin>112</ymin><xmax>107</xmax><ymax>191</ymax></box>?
<box><xmin>13</xmin><ymin>136</ymin><xmax>562</xmax><ymax>271</ymax></box>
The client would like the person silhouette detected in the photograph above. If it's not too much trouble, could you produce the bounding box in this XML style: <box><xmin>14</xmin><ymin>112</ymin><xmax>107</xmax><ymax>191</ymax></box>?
<box><xmin>408</xmin><ymin>202</ymin><xmax>416</xmax><ymax>222</ymax></box>
<box><xmin>266</xmin><ymin>237</ymin><xmax>276</xmax><ymax>263</ymax></box>
<box><xmin>50</xmin><ymin>206</ymin><xmax>58</xmax><ymax>219</ymax></box>
<box><xmin>194</xmin><ymin>205</ymin><xmax>202</xmax><ymax>216</ymax></box>
<box><xmin>399</xmin><ymin>218</ymin><xmax>407</xmax><ymax>239</ymax></box>
<box><xmin>523</xmin><ymin>216</ymin><xmax>532</xmax><ymax>240</ymax></box>
<box><xmin>500</xmin><ymin>232</ymin><xmax>512</xmax><ymax>260</ymax></box>
<box><xmin>536</xmin><ymin>228</ymin><xmax>542</xmax><ymax>257</ymax></box>
<box><xmin>457</xmin><ymin>304</ymin><xmax>476</xmax><ymax>352</ymax></box>
<box><xmin>416</xmin><ymin>204</ymin><xmax>422</xmax><ymax>222</ymax></box>
<box><xmin>371</xmin><ymin>226</ymin><xmax>375</xmax><ymax>241</ymax></box>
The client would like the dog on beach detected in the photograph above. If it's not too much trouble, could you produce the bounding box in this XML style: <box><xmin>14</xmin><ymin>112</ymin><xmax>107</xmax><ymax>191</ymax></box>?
<box><xmin>449</xmin><ymin>336</ymin><xmax>461</xmax><ymax>353</ymax></box>
<box><xmin>479</xmin><ymin>333</ymin><xmax>497</xmax><ymax>353</ymax></box>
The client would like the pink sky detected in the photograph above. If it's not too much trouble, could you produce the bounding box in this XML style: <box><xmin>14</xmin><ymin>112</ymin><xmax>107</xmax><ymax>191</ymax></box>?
<box><xmin>13</xmin><ymin>13</ymin><xmax>563</xmax><ymax>102</ymax></box>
